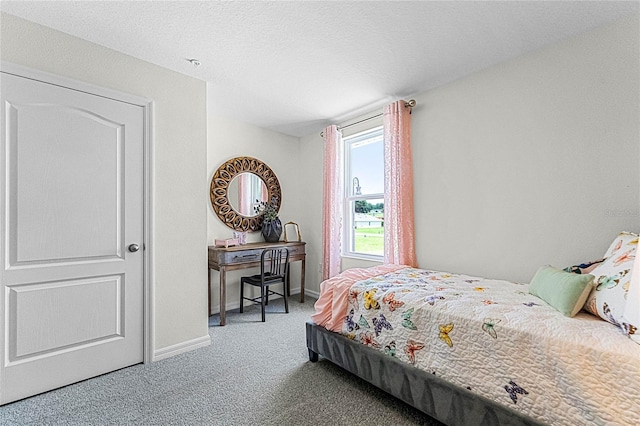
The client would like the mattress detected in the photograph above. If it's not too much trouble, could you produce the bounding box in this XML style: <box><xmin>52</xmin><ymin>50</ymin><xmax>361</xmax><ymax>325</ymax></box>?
<box><xmin>312</xmin><ymin>267</ymin><xmax>640</xmax><ymax>425</ymax></box>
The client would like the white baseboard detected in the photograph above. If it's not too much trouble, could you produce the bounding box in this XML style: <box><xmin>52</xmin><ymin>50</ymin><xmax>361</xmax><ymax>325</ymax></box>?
<box><xmin>153</xmin><ymin>334</ymin><xmax>211</xmax><ymax>362</ymax></box>
<box><xmin>304</xmin><ymin>289</ymin><xmax>319</xmax><ymax>299</ymax></box>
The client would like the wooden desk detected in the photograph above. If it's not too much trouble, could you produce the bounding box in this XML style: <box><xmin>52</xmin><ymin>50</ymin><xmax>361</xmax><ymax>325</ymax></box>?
<box><xmin>207</xmin><ymin>241</ymin><xmax>306</xmax><ymax>326</ymax></box>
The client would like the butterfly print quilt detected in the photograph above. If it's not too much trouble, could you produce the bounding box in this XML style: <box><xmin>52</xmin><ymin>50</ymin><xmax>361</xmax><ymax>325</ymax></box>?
<box><xmin>315</xmin><ymin>267</ymin><xmax>640</xmax><ymax>426</ymax></box>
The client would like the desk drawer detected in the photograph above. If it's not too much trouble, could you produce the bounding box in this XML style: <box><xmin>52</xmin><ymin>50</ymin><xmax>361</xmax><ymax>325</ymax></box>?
<box><xmin>222</xmin><ymin>246</ymin><xmax>304</xmax><ymax>263</ymax></box>
<box><xmin>285</xmin><ymin>244</ymin><xmax>305</xmax><ymax>257</ymax></box>
<box><xmin>220</xmin><ymin>249</ymin><xmax>263</xmax><ymax>265</ymax></box>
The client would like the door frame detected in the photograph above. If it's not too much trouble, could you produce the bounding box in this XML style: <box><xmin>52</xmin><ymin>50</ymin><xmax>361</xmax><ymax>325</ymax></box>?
<box><xmin>0</xmin><ymin>61</ymin><xmax>155</xmax><ymax>366</ymax></box>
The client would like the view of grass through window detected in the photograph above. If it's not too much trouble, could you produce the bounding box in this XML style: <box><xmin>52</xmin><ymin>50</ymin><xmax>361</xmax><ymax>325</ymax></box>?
<box><xmin>353</xmin><ymin>198</ymin><xmax>384</xmax><ymax>255</ymax></box>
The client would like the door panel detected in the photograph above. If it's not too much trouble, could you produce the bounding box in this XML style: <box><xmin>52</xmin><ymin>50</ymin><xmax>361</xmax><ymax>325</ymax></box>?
<box><xmin>8</xmin><ymin>275</ymin><xmax>123</xmax><ymax>361</ymax></box>
<box><xmin>1</xmin><ymin>72</ymin><xmax>144</xmax><ymax>404</ymax></box>
<box><xmin>9</xmin><ymin>103</ymin><xmax>122</xmax><ymax>264</ymax></box>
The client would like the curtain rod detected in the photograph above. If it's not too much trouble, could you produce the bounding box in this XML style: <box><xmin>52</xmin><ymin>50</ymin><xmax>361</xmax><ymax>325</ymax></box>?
<box><xmin>320</xmin><ymin>99</ymin><xmax>416</xmax><ymax>138</ymax></box>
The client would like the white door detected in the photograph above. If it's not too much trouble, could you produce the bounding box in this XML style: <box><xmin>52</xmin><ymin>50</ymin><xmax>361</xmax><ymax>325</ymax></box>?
<box><xmin>0</xmin><ymin>71</ymin><xmax>145</xmax><ymax>404</ymax></box>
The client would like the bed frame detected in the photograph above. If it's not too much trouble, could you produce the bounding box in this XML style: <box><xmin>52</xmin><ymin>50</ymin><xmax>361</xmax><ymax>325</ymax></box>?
<box><xmin>306</xmin><ymin>321</ymin><xmax>544</xmax><ymax>426</ymax></box>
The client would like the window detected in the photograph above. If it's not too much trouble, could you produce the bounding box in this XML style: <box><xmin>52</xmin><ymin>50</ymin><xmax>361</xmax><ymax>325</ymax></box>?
<box><xmin>344</xmin><ymin>126</ymin><xmax>384</xmax><ymax>259</ymax></box>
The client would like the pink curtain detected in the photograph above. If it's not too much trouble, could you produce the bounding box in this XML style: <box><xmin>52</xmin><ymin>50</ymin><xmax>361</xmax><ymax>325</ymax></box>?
<box><xmin>238</xmin><ymin>173</ymin><xmax>251</xmax><ymax>216</ymax></box>
<box><xmin>322</xmin><ymin>125</ymin><xmax>344</xmax><ymax>280</ymax></box>
<box><xmin>260</xmin><ymin>179</ymin><xmax>268</xmax><ymax>203</ymax></box>
<box><xmin>383</xmin><ymin>100</ymin><xmax>417</xmax><ymax>267</ymax></box>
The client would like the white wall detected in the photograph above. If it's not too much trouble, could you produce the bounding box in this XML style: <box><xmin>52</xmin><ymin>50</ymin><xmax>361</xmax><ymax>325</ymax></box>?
<box><xmin>207</xmin><ymin>112</ymin><xmax>302</xmax><ymax>312</ymax></box>
<box><xmin>0</xmin><ymin>13</ymin><xmax>210</xmax><ymax>354</ymax></box>
<box><xmin>300</xmin><ymin>14</ymin><xmax>640</xmax><ymax>290</ymax></box>
<box><xmin>412</xmin><ymin>15</ymin><xmax>639</xmax><ymax>283</ymax></box>
<box><xmin>297</xmin><ymin>131</ymin><xmax>325</xmax><ymax>295</ymax></box>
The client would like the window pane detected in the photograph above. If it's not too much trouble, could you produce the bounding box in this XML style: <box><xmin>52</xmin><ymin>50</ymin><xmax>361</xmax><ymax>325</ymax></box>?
<box><xmin>349</xmin><ymin>130</ymin><xmax>383</xmax><ymax>196</ymax></box>
<box><xmin>353</xmin><ymin>198</ymin><xmax>384</xmax><ymax>256</ymax></box>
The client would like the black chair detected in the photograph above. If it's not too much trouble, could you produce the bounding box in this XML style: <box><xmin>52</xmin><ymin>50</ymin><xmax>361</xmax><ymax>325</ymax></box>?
<box><xmin>240</xmin><ymin>248</ymin><xmax>290</xmax><ymax>322</ymax></box>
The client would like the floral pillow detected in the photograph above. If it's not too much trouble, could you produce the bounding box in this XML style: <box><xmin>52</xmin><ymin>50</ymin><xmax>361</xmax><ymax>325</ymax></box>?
<box><xmin>602</xmin><ymin>231</ymin><xmax>638</xmax><ymax>259</ymax></box>
<box><xmin>584</xmin><ymin>232</ymin><xmax>638</xmax><ymax>338</ymax></box>
<box><xmin>563</xmin><ymin>258</ymin><xmax>604</xmax><ymax>275</ymax></box>
<box><xmin>622</xmin><ymin>252</ymin><xmax>640</xmax><ymax>344</ymax></box>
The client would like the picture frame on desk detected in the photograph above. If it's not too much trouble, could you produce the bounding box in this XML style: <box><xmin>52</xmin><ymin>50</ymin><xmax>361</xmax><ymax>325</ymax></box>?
<box><xmin>283</xmin><ymin>222</ymin><xmax>301</xmax><ymax>242</ymax></box>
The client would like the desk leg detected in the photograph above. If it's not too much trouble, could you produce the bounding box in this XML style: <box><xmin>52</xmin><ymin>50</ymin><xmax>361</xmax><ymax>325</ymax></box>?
<box><xmin>207</xmin><ymin>267</ymin><xmax>211</xmax><ymax>316</ymax></box>
<box><xmin>219</xmin><ymin>266</ymin><xmax>227</xmax><ymax>326</ymax></box>
<box><xmin>300</xmin><ymin>258</ymin><xmax>306</xmax><ymax>303</ymax></box>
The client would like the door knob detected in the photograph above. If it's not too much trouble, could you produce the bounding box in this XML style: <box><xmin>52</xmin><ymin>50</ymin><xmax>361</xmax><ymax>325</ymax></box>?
<box><xmin>128</xmin><ymin>243</ymin><xmax>140</xmax><ymax>253</ymax></box>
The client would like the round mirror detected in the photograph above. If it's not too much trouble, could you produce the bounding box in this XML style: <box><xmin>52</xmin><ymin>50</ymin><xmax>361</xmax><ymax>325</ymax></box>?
<box><xmin>210</xmin><ymin>157</ymin><xmax>281</xmax><ymax>232</ymax></box>
<box><xmin>227</xmin><ymin>172</ymin><xmax>268</xmax><ymax>217</ymax></box>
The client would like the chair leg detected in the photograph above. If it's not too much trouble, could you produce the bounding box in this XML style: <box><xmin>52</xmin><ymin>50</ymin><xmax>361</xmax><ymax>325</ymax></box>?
<box><xmin>284</xmin><ymin>279</ymin><xmax>289</xmax><ymax>314</ymax></box>
<box><xmin>265</xmin><ymin>285</ymin><xmax>269</xmax><ymax>305</ymax></box>
<box><xmin>260</xmin><ymin>286</ymin><xmax>266</xmax><ymax>322</ymax></box>
<box><xmin>239</xmin><ymin>280</ymin><xmax>244</xmax><ymax>313</ymax></box>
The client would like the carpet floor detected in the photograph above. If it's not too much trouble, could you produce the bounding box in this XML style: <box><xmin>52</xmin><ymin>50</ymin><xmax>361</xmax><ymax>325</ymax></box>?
<box><xmin>0</xmin><ymin>297</ymin><xmax>443</xmax><ymax>425</ymax></box>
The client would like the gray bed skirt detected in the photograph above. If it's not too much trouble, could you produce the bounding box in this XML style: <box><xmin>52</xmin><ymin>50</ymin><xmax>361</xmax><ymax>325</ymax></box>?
<box><xmin>306</xmin><ymin>321</ymin><xmax>545</xmax><ymax>426</ymax></box>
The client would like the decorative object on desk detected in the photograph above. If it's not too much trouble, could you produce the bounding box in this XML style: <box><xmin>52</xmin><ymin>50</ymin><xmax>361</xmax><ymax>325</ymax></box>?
<box><xmin>262</xmin><ymin>219</ymin><xmax>282</xmax><ymax>243</ymax></box>
<box><xmin>284</xmin><ymin>221</ymin><xmax>302</xmax><ymax>242</ymax></box>
<box><xmin>210</xmin><ymin>156</ymin><xmax>281</xmax><ymax>232</ymax></box>
<box><xmin>255</xmin><ymin>196</ymin><xmax>282</xmax><ymax>242</ymax></box>
<box><xmin>214</xmin><ymin>238</ymin><xmax>239</xmax><ymax>248</ymax></box>
<box><xmin>233</xmin><ymin>231</ymin><xmax>248</xmax><ymax>245</ymax></box>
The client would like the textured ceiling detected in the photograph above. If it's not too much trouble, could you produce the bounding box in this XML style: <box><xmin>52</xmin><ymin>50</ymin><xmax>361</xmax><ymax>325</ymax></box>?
<box><xmin>1</xmin><ymin>1</ymin><xmax>638</xmax><ymax>137</ymax></box>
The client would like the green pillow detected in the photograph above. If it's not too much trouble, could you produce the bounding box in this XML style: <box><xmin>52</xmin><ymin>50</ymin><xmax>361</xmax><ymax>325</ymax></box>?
<box><xmin>529</xmin><ymin>266</ymin><xmax>595</xmax><ymax>317</ymax></box>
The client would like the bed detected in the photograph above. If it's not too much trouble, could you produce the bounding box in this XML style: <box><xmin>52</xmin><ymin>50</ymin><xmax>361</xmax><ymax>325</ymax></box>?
<box><xmin>306</xmin><ymin>232</ymin><xmax>640</xmax><ymax>426</ymax></box>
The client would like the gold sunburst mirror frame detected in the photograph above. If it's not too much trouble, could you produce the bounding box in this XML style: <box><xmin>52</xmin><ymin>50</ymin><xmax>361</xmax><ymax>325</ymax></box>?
<box><xmin>210</xmin><ymin>156</ymin><xmax>281</xmax><ymax>232</ymax></box>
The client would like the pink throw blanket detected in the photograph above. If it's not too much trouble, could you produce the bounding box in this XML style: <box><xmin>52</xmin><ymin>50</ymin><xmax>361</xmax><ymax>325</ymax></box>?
<box><xmin>311</xmin><ymin>264</ymin><xmax>407</xmax><ymax>332</ymax></box>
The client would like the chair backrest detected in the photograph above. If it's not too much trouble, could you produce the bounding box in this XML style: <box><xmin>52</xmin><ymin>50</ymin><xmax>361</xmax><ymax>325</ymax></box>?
<box><xmin>260</xmin><ymin>248</ymin><xmax>290</xmax><ymax>279</ymax></box>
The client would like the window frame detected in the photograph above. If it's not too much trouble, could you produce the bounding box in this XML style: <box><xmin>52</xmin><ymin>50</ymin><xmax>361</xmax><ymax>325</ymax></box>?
<box><xmin>342</xmin><ymin>125</ymin><xmax>384</xmax><ymax>261</ymax></box>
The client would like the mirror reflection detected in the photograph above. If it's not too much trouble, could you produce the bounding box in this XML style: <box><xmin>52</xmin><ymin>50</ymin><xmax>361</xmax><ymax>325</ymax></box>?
<box><xmin>228</xmin><ymin>172</ymin><xmax>268</xmax><ymax>217</ymax></box>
